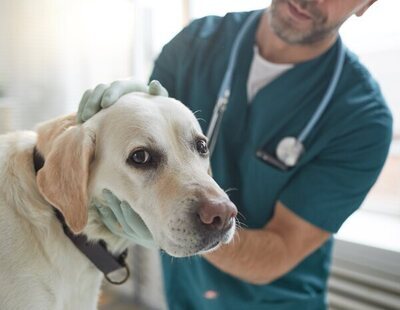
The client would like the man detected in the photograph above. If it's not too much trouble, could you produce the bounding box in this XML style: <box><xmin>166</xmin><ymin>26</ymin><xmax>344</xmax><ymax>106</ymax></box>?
<box><xmin>79</xmin><ymin>0</ymin><xmax>392</xmax><ymax>308</ymax></box>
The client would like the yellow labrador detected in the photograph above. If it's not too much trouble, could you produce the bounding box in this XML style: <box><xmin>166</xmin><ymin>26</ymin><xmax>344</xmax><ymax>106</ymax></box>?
<box><xmin>0</xmin><ymin>93</ymin><xmax>237</xmax><ymax>309</ymax></box>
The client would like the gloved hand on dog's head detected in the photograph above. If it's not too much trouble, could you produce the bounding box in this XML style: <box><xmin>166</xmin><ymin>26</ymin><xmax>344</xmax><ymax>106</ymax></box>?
<box><xmin>94</xmin><ymin>189</ymin><xmax>157</xmax><ymax>249</ymax></box>
<box><xmin>77</xmin><ymin>79</ymin><xmax>168</xmax><ymax>123</ymax></box>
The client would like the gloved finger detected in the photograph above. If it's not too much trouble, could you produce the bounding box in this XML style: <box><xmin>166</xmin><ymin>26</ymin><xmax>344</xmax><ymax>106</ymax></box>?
<box><xmin>96</xmin><ymin>205</ymin><xmax>126</xmax><ymax>238</ymax></box>
<box><xmin>101</xmin><ymin>80</ymin><xmax>149</xmax><ymax>108</ymax></box>
<box><xmin>120</xmin><ymin>201</ymin><xmax>153</xmax><ymax>240</ymax></box>
<box><xmin>102</xmin><ymin>188</ymin><xmax>121</xmax><ymax>206</ymax></box>
<box><xmin>102</xmin><ymin>189</ymin><xmax>129</xmax><ymax>225</ymax></box>
<box><xmin>95</xmin><ymin>202</ymin><xmax>157</xmax><ymax>247</ymax></box>
<box><xmin>97</xmin><ymin>203</ymin><xmax>140</xmax><ymax>239</ymax></box>
<box><xmin>81</xmin><ymin>84</ymin><xmax>108</xmax><ymax>121</ymax></box>
<box><xmin>77</xmin><ymin>89</ymin><xmax>93</xmax><ymax>123</ymax></box>
<box><xmin>102</xmin><ymin>189</ymin><xmax>142</xmax><ymax>237</ymax></box>
<box><xmin>148</xmin><ymin>80</ymin><xmax>169</xmax><ymax>97</ymax></box>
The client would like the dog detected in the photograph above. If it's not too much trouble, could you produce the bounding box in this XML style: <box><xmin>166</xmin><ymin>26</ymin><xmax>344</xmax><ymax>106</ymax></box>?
<box><xmin>0</xmin><ymin>92</ymin><xmax>237</xmax><ymax>309</ymax></box>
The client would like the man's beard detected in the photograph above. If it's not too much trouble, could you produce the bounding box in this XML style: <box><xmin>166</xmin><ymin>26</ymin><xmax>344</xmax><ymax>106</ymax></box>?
<box><xmin>269</xmin><ymin>0</ymin><xmax>344</xmax><ymax>45</ymax></box>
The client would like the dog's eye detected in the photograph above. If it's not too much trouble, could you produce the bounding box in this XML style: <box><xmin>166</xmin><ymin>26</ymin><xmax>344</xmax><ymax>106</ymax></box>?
<box><xmin>129</xmin><ymin>150</ymin><xmax>151</xmax><ymax>165</ymax></box>
<box><xmin>196</xmin><ymin>140</ymin><xmax>208</xmax><ymax>155</ymax></box>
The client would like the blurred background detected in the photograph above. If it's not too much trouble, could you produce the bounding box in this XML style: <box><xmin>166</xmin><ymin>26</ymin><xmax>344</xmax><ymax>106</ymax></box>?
<box><xmin>0</xmin><ymin>0</ymin><xmax>399</xmax><ymax>309</ymax></box>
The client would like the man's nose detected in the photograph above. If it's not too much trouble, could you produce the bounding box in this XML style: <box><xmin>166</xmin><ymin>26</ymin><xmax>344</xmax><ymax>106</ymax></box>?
<box><xmin>197</xmin><ymin>198</ymin><xmax>237</xmax><ymax>230</ymax></box>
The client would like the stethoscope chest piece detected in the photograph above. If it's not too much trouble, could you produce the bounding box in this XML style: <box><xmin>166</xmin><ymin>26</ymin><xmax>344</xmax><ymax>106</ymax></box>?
<box><xmin>276</xmin><ymin>137</ymin><xmax>304</xmax><ymax>167</ymax></box>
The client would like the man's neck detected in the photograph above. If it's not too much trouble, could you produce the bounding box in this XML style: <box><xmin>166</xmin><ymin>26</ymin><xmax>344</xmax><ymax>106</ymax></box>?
<box><xmin>256</xmin><ymin>10</ymin><xmax>337</xmax><ymax>64</ymax></box>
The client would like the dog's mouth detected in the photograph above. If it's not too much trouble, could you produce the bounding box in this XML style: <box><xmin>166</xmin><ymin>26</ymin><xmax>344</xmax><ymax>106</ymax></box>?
<box><xmin>163</xmin><ymin>238</ymin><xmax>222</xmax><ymax>257</ymax></box>
<box><xmin>196</xmin><ymin>228</ymin><xmax>232</xmax><ymax>253</ymax></box>
<box><xmin>162</xmin><ymin>223</ymin><xmax>235</xmax><ymax>257</ymax></box>
<box><xmin>200</xmin><ymin>240</ymin><xmax>220</xmax><ymax>252</ymax></box>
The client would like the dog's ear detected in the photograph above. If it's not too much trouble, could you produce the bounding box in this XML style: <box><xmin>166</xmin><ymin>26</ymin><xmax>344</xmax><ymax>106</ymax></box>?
<box><xmin>37</xmin><ymin>125</ymin><xmax>95</xmax><ymax>234</ymax></box>
<box><xmin>35</xmin><ymin>114</ymin><xmax>77</xmax><ymax>157</ymax></box>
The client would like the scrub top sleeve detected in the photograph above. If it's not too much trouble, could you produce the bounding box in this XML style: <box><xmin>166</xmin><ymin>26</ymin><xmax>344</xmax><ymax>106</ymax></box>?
<box><xmin>149</xmin><ymin>41</ymin><xmax>178</xmax><ymax>98</ymax></box>
<box><xmin>279</xmin><ymin>118</ymin><xmax>392</xmax><ymax>233</ymax></box>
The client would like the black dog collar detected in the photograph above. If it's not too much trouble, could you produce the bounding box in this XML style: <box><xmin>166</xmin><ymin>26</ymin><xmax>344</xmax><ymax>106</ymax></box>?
<box><xmin>33</xmin><ymin>146</ymin><xmax>130</xmax><ymax>285</ymax></box>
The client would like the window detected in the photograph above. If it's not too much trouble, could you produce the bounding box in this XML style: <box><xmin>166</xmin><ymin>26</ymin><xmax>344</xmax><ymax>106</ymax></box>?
<box><xmin>340</xmin><ymin>2</ymin><xmax>400</xmax><ymax>217</ymax></box>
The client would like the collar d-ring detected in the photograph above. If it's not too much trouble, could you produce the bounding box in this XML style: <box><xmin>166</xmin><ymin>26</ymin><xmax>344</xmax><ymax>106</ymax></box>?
<box><xmin>104</xmin><ymin>263</ymin><xmax>131</xmax><ymax>285</ymax></box>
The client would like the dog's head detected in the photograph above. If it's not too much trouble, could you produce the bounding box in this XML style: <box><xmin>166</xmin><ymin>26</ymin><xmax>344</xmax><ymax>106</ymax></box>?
<box><xmin>36</xmin><ymin>93</ymin><xmax>237</xmax><ymax>257</ymax></box>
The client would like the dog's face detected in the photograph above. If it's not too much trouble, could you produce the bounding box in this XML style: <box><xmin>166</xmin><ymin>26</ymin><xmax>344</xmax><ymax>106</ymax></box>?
<box><xmin>36</xmin><ymin>93</ymin><xmax>237</xmax><ymax>257</ymax></box>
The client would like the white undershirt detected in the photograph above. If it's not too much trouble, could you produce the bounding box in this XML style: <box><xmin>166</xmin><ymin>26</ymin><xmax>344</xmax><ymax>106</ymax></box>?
<box><xmin>247</xmin><ymin>46</ymin><xmax>293</xmax><ymax>102</ymax></box>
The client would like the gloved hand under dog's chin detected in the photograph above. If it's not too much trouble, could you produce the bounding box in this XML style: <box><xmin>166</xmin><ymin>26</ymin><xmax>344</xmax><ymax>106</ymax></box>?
<box><xmin>94</xmin><ymin>189</ymin><xmax>157</xmax><ymax>249</ymax></box>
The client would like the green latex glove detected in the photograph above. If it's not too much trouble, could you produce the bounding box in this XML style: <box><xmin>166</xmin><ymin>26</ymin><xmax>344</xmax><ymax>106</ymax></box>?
<box><xmin>95</xmin><ymin>189</ymin><xmax>157</xmax><ymax>249</ymax></box>
<box><xmin>77</xmin><ymin>79</ymin><xmax>168</xmax><ymax>123</ymax></box>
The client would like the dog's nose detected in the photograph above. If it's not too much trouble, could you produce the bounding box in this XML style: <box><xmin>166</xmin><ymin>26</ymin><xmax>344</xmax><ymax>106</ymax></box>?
<box><xmin>197</xmin><ymin>198</ymin><xmax>237</xmax><ymax>230</ymax></box>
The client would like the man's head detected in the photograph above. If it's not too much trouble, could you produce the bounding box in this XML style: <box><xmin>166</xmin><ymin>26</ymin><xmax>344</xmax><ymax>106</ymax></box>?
<box><xmin>268</xmin><ymin>0</ymin><xmax>376</xmax><ymax>45</ymax></box>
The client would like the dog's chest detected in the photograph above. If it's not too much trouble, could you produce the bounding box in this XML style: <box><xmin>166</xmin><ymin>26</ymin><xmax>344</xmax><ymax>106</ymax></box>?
<box><xmin>0</xmin><ymin>205</ymin><xmax>104</xmax><ymax>309</ymax></box>
<box><xmin>43</xmin><ymin>228</ymin><xmax>104</xmax><ymax>308</ymax></box>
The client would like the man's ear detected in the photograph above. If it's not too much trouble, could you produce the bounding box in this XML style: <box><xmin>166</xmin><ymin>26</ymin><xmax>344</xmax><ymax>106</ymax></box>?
<box><xmin>355</xmin><ymin>0</ymin><xmax>377</xmax><ymax>17</ymax></box>
<box><xmin>37</xmin><ymin>126</ymin><xmax>95</xmax><ymax>234</ymax></box>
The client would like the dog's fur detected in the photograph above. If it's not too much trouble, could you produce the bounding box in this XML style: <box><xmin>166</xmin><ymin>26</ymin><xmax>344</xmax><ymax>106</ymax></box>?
<box><xmin>0</xmin><ymin>93</ymin><xmax>236</xmax><ymax>309</ymax></box>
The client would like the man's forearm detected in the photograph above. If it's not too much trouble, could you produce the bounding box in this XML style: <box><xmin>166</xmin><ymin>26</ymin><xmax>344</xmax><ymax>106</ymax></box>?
<box><xmin>203</xmin><ymin>228</ymin><xmax>291</xmax><ymax>285</ymax></box>
<box><xmin>203</xmin><ymin>202</ymin><xmax>331</xmax><ymax>285</ymax></box>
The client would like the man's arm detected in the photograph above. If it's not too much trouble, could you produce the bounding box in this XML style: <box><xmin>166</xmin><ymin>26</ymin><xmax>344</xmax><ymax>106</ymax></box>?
<box><xmin>203</xmin><ymin>201</ymin><xmax>330</xmax><ymax>285</ymax></box>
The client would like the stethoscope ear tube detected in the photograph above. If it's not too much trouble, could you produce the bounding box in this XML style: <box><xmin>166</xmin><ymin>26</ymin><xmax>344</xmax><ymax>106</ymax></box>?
<box><xmin>207</xmin><ymin>90</ymin><xmax>229</xmax><ymax>156</ymax></box>
<box><xmin>207</xmin><ymin>11</ymin><xmax>263</xmax><ymax>157</ymax></box>
<box><xmin>297</xmin><ymin>38</ymin><xmax>345</xmax><ymax>143</ymax></box>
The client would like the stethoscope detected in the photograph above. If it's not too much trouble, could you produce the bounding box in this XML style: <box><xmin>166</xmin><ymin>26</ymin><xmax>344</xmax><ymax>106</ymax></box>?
<box><xmin>206</xmin><ymin>11</ymin><xmax>345</xmax><ymax>171</ymax></box>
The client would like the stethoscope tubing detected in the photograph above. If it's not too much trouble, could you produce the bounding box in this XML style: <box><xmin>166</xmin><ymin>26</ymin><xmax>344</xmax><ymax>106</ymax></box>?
<box><xmin>207</xmin><ymin>10</ymin><xmax>345</xmax><ymax>164</ymax></box>
<box><xmin>207</xmin><ymin>11</ymin><xmax>262</xmax><ymax>155</ymax></box>
<box><xmin>297</xmin><ymin>38</ymin><xmax>345</xmax><ymax>143</ymax></box>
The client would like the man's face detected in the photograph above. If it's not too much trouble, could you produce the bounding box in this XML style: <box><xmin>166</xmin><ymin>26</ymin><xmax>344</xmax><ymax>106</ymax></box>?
<box><xmin>269</xmin><ymin>0</ymin><xmax>374</xmax><ymax>44</ymax></box>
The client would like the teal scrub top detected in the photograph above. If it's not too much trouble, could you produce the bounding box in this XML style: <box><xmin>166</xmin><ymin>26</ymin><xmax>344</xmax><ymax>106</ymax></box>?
<box><xmin>149</xmin><ymin>10</ymin><xmax>393</xmax><ymax>310</ymax></box>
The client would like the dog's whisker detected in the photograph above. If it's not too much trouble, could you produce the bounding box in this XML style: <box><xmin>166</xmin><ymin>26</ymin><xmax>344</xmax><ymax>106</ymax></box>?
<box><xmin>235</xmin><ymin>219</ymin><xmax>248</xmax><ymax>229</ymax></box>
<box><xmin>192</xmin><ymin>110</ymin><xmax>204</xmax><ymax>123</ymax></box>
<box><xmin>236</xmin><ymin>210</ymin><xmax>247</xmax><ymax>221</ymax></box>
<box><xmin>231</xmin><ymin>235</ymin><xmax>238</xmax><ymax>246</ymax></box>
<box><xmin>232</xmin><ymin>231</ymin><xmax>241</xmax><ymax>244</ymax></box>
<box><xmin>224</xmin><ymin>187</ymin><xmax>238</xmax><ymax>194</ymax></box>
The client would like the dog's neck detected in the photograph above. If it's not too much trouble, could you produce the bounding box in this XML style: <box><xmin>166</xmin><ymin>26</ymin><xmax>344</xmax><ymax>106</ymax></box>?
<box><xmin>32</xmin><ymin>143</ymin><xmax>129</xmax><ymax>252</ymax></box>
<box><xmin>33</xmin><ymin>146</ymin><xmax>131</xmax><ymax>283</ymax></box>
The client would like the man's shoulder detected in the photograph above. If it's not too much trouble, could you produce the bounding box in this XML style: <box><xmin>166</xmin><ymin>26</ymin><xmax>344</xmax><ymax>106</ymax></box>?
<box><xmin>336</xmin><ymin>48</ymin><xmax>392</xmax><ymax>122</ymax></box>
<box><xmin>340</xmin><ymin>49</ymin><xmax>385</xmax><ymax>104</ymax></box>
<box><xmin>326</xmin><ymin>47</ymin><xmax>393</xmax><ymax>145</ymax></box>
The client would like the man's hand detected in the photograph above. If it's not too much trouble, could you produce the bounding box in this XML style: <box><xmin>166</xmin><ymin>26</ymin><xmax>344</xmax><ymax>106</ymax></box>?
<box><xmin>94</xmin><ymin>189</ymin><xmax>157</xmax><ymax>248</ymax></box>
<box><xmin>77</xmin><ymin>79</ymin><xmax>168</xmax><ymax>123</ymax></box>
